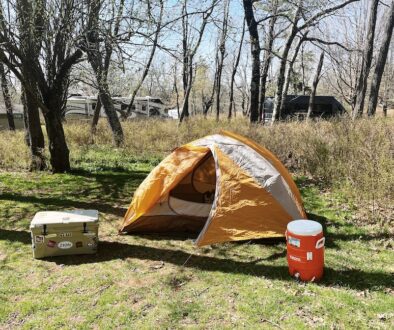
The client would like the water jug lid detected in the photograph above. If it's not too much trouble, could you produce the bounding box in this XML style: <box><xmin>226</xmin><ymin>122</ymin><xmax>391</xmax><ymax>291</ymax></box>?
<box><xmin>287</xmin><ymin>219</ymin><xmax>322</xmax><ymax>236</ymax></box>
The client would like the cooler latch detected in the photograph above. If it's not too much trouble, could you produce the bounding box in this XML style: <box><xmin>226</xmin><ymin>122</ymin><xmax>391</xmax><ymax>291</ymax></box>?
<box><xmin>83</xmin><ymin>222</ymin><xmax>87</xmax><ymax>233</ymax></box>
<box><xmin>42</xmin><ymin>224</ymin><xmax>47</xmax><ymax>236</ymax></box>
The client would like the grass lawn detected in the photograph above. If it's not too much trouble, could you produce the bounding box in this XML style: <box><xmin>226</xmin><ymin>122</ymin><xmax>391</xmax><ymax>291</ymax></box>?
<box><xmin>0</xmin><ymin>161</ymin><xmax>393</xmax><ymax>329</ymax></box>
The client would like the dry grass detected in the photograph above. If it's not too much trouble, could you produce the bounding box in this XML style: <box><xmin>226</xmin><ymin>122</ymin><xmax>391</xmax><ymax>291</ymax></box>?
<box><xmin>0</xmin><ymin>116</ymin><xmax>393</xmax><ymax>219</ymax></box>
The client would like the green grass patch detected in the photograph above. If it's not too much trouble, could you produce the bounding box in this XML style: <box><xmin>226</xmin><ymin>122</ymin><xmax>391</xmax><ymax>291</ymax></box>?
<box><xmin>0</xmin><ymin>165</ymin><xmax>393</xmax><ymax>329</ymax></box>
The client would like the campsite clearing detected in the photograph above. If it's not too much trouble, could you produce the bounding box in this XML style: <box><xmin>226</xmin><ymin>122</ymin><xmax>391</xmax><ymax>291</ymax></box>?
<box><xmin>0</xmin><ymin>165</ymin><xmax>393</xmax><ymax>329</ymax></box>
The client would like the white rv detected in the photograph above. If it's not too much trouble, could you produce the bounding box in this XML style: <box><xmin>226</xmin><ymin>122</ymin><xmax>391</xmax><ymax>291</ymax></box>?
<box><xmin>65</xmin><ymin>95</ymin><xmax>169</xmax><ymax>119</ymax></box>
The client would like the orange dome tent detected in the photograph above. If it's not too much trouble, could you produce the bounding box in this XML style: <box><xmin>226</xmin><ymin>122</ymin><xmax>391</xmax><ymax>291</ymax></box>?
<box><xmin>120</xmin><ymin>131</ymin><xmax>306</xmax><ymax>246</ymax></box>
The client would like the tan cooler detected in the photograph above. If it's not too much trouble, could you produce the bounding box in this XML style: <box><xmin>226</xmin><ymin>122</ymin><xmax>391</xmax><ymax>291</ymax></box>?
<box><xmin>30</xmin><ymin>210</ymin><xmax>99</xmax><ymax>259</ymax></box>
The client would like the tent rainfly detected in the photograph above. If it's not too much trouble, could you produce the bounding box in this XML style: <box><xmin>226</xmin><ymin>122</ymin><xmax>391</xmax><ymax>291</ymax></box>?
<box><xmin>120</xmin><ymin>131</ymin><xmax>306</xmax><ymax>246</ymax></box>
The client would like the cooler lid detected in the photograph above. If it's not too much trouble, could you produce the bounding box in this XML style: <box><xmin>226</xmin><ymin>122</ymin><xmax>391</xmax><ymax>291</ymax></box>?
<box><xmin>30</xmin><ymin>210</ymin><xmax>99</xmax><ymax>227</ymax></box>
<box><xmin>287</xmin><ymin>219</ymin><xmax>322</xmax><ymax>236</ymax></box>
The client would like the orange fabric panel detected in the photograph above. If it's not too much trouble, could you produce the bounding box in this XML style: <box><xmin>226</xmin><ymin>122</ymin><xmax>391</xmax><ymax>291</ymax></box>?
<box><xmin>120</xmin><ymin>146</ymin><xmax>210</xmax><ymax>231</ymax></box>
<box><xmin>220</xmin><ymin>130</ymin><xmax>306</xmax><ymax>219</ymax></box>
<box><xmin>196</xmin><ymin>148</ymin><xmax>293</xmax><ymax>246</ymax></box>
<box><xmin>193</xmin><ymin>155</ymin><xmax>216</xmax><ymax>193</ymax></box>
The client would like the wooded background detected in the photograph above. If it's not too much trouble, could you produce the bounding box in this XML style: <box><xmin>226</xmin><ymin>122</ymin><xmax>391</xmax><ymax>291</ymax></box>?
<box><xmin>0</xmin><ymin>0</ymin><xmax>393</xmax><ymax>172</ymax></box>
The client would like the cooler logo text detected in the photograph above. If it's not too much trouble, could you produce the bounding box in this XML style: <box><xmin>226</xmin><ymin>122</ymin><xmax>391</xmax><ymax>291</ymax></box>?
<box><xmin>58</xmin><ymin>241</ymin><xmax>73</xmax><ymax>249</ymax></box>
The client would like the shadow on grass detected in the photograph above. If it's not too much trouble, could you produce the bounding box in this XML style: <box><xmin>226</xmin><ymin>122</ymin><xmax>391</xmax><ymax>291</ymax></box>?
<box><xmin>0</xmin><ymin>169</ymin><xmax>149</xmax><ymax>219</ymax></box>
<box><xmin>69</xmin><ymin>169</ymin><xmax>149</xmax><ymax>200</ymax></box>
<box><xmin>1</xmin><ymin>229</ymin><xmax>392</xmax><ymax>291</ymax></box>
<box><xmin>307</xmin><ymin>212</ymin><xmax>392</xmax><ymax>248</ymax></box>
<box><xmin>0</xmin><ymin>193</ymin><xmax>127</xmax><ymax>217</ymax></box>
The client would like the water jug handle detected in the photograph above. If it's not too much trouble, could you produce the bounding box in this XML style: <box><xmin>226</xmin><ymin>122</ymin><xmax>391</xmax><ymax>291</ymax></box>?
<box><xmin>285</xmin><ymin>230</ymin><xmax>288</xmax><ymax>240</ymax></box>
<box><xmin>315</xmin><ymin>237</ymin><xmax>325</xmax><ymax>249</ymax></box>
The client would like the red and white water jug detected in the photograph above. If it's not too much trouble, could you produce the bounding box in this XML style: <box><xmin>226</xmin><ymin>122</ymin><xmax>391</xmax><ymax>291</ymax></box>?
<box><xmin>286</xmin><ymin>220</ymin><xmax>325</xmax><ymax>282</ymax></box>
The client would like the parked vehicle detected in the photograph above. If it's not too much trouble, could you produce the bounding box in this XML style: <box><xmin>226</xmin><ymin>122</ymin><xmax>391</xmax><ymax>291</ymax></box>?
<box><xmin>262</xmin><ymin>95</ymin><xmax>346</xmax><ymax>121</ymax></box>
<box><xmin>64</xmin><ymin>95</ymin><xmax>169</xmax><ymax>120</ymax></box>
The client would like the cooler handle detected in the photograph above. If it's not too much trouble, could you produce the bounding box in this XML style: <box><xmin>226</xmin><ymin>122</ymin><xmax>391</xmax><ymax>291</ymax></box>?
<box><xmin>315</xmin><ymin>237</ymin><xmax>325</xmax><ymax>249</ymax></box>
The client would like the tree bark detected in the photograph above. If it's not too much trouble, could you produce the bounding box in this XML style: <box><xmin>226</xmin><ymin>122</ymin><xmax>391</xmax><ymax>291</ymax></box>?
<box><xmin>90</xmin><ymin>94</ymin><xmax>102</xmax><ymax>138</ymax></box>
<box><xmin>0</xmin><ymin>63</ymin><xmax>15</xmax><ymax>130</ymax></box>
<box><xmin>179</xmin><ymin>1</ymin><xmax>215</xmax><ymax>122</ymax></box>
<box><xmin>126</xmin><ymin>0</ymin><xmax>163</xmax><ymax>117</ymax></box>
<box><xmin>228</xmin><ymin>20</ymin><xmax>245</xmax><ymax>120</ymax></box>
<box><xmin>243</xmin><ymin>0</ymin><xmax>260</xmax><ymax>123</ymax></box>
<box><xmin>272</xmin><ymin>1</ymin><xmax>302</xmax><ymax>123</ymax></box>
<box><xmin>181</xmin><ymin>1</ymin><xmax>190</xmax><ymax>120</ymax></box>
<box><xmin>259</xmin><ymin>9</ymin><xmax>277</xmax><ymax>123</ymax></box>
<box><xmin>306</xmin><ymin>52</ymin><xmax>325</xmax><ymax>120</ymax></box>
<box><xmin>352</xmin><ymin>0</ymin><xmax>379</xmax><ymax>119</ymax></box>
<box><xmin>22</xmin><ymin>88</ymin><xmax>46</xmax><ymax>171</ymax></box>
<box><xmin>85</xmin><ymin>0</ymin><xmax>124</xmax><ymax>146</ymax></box>
<box><xmin>215</xmin><ymin>0</ymin><xmax>229</xmax><ymax>121</ymax></box>
<box><xmin>203</xmin><ymin>46</ymin><xmax>219</xmax><ymax>118</ymax></box>
<box><xmin>281</xmin><ymin>33</ymin><xmax>308</xmax><ymax>112</ymax></box>
<box><xmin>43</xmin><ymin>109</ymin><xmax>70</xmax><ymax>173</ymax></box>
<box><xmin>367</xmin><ymin>1</ymin><xmax>394</xmax><ymax>116</ymax></box>
<box><xmin>99</xmin><ymin>86</ymin><xmax>124</xmax><ymax>147</ymax></box>
<box><xmin>180</xmin><ymin>60</ymin><xmax>193</xmax><ymax>122</ymax></box>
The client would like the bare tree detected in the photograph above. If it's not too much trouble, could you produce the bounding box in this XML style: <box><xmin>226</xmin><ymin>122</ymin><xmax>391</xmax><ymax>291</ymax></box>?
<box><xmin>259</xmin><ymin>1</ymin><xmax>278</xmax><ymax>123</ymax></box>
<box><xmin>367</xmin><ymin>0</ymin><xmax>394</xmax><ymax>116</ymax></box>
<box><xmin>271</xmin><ymin>0</ymin><xmax>360</xmax><ymax>123</ymax></box>
<box><xmin>280</xmin><ymin>32</ymin><xmax>309</xmax><ymax>113</ymax></box>
<box><xmin>125</xmin><ymin>0</ymin><xmax>164</xmax><ymax>117</ymax></box>
<box><xmin>272</xmin><ymin>0</ymin><xmax>303</xmax><ymax>123</ymax></box>
<box><xmin>242</xmin><ymin>0</ymin><xmax>261</xmax><ymax>123</ymax></box>
<box><xmin>228</xmin><ymin>20</ymin><xmax>245</xmax><ymax>120</ymax></box>
<box><xmin>179</xmin><ymin>0</ymin><xmax>217</xmax><ymax>122</ymax></box>
<box><xmin>214</xmin><ymin>0</ymin><xmax>230</xmax><ymax>121</ymax></box>
<box><xmin>307</xmin><ymin>51</ymin><xmax>325</xmax><ymax>120</ymax></box>
<box><xmin>84</xmin><ymin>0</ymin><xmax>125</xmax><ymax>147</ymax></box>
<box><xmin>0</xmin><ymin>0</ymin><xmax>83</xmax><ymax>172</ymax></box>
<box><xmin>352</xmin><ymin>0</ymin><xmax>379</xmax><ymax>119</ymax></box>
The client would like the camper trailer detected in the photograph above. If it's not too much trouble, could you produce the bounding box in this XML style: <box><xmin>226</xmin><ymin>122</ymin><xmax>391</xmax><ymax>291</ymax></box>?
<box><xmin>65</xmin><ymin>95</ymin><xmax>169</xmax><ymax>120</ymax></box>
<box><xmin>0</xmin><ymin>104</ymin><xmax>24</xmax><ymax>130</ymax></box>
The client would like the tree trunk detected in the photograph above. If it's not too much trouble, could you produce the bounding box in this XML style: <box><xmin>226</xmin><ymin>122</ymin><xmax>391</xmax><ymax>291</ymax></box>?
<box><xmin>22</xmin><ymin>89</ymin><xmax>46</xmax><ymax>171</ymax></box>
<box><xmin>180</xmin><ymin>62</ymin><xmax>193</xmax><ymax>122</ymax></box>
<box><xmin>281</xmin><ymin>33</ymin><xmax>307</xmax><ymax>113</ymax></box>
<box><xmin>90</xmin><ymin>94</ymin><xmax>102</xmax><ymax>138</ymax></box>
<box><xmin>215</xmin><ymin>0</ymin><xmax>229</xmax><ymax>121</ymax></box>
<box><xmin>203</xmin><ymin>49</ymin><xmax>218</xmax><ymax>118</ymax></box>
<box><xmin>42</xmin><ymin>109</ymin><xmax>70</xmax><ymax>173</ymax></box>
<box><xmin>272</xmin><ymin>2</ymin><xmax>302</xmax><ymax>123</ymax></box>
<box><xmin>353</xmin><ymin>0</ymin><xmax>379</xmax><ymax>119</ymax></box>
<box><xmin>382</xmin><ymin>103</ymin><xmax>387</xmax><ymax>117</ymax></box>
<box><xmin>215</xmin><ymin>49</ymin><xmax>224</xmax><ymax>121</ymax></box>
<box><xmin>258</xmin><ymin>3</ymin><xmax>278</xmax><ymax>123</ymax></box>
<box><xmin>126</xmin><ymin>1</ymin><xmax>163</xmax><ymax>117</ymax></box>
<box><xmin>0</xmin><ymin>63</ymin><xmax>15</xmax><ymax>130</ymax></box>
<box><xmin>21</xmin><ymin>90</ymin><xmax>30</xmax><ymax>146</ymax></box>
<box><xmin>173</xmin><ymin>69</ymin><xmax>180</xmax><ymax>118</ymax></box>
<box><xmin>306</xmin><ymin>52</ymin><xmax>325</xmax><ymax>120</ymax></box>
<box><xmin>243</xmin><ymin>0</ymin><xmax>260</xmax><ymax>123</ymax></box>
<box><xmin>181</xmin><ymin>3</ymin><xmax>190</xmax><ymax>120</ymax></box>
<box><xmin>99</xmin><ymin>86</ymin><xmax>124</xmax><ymax>147</ymax></box>
<box><xmin>367</xmin><ymin>1</ymin><xmax>394</xmax><ymax>116</ymax></box>
<box><xmin>228</xmin><ymin>21</ymin><xmax>245</xmax><ymax>120</ymax></box>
